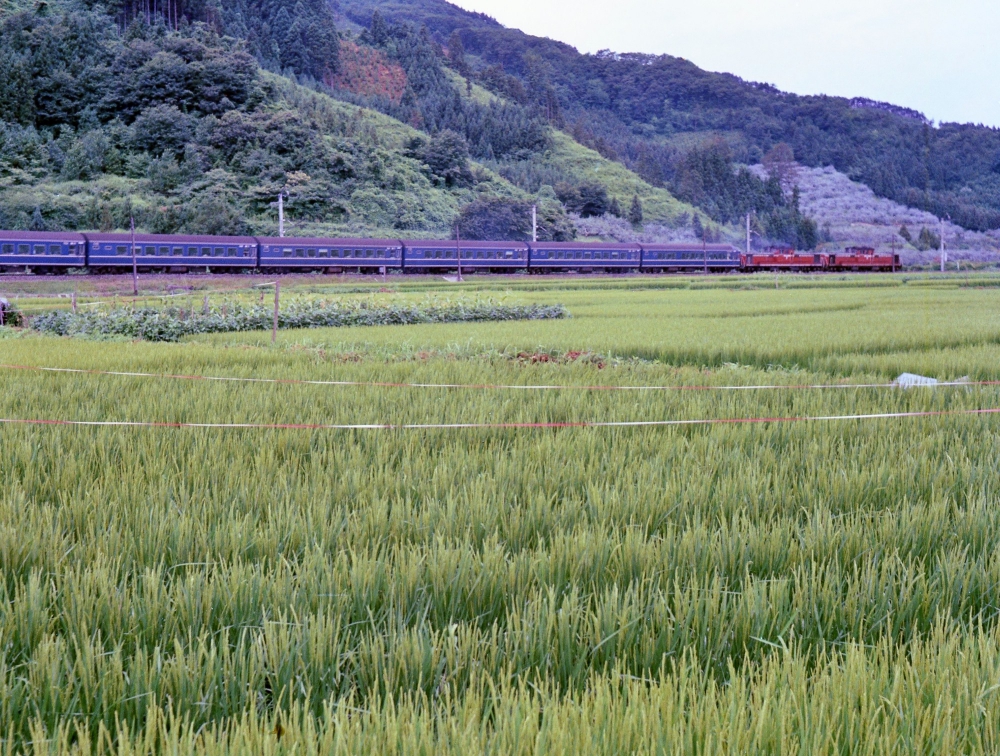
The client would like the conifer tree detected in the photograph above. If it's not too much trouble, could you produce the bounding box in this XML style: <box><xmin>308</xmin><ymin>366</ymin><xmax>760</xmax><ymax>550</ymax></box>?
<box><xmin>628</xmin><ymin>194</ymin><xmax>644</xmax><ymax>227</ymax></box>
<box><xmin>447</xmin><ymin>31</ymin><xmax>470</xmax><ymax>77</ymax></box>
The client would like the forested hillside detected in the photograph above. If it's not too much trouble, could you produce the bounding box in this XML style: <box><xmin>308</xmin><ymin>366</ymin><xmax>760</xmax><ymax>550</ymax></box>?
<box><xmin>0</xmin><ymin>5</ymin><xmax>580</xmax><ymax>239</ymax></box>
<box><xmin>336</xmin><ymin>0</ymin><xmax>1000</xmax><ymax>235</ymax></box>
<box><xmin>0</xmin><ymin>0</ymin><xmax>832</xmax><ymax>246</ymax></box>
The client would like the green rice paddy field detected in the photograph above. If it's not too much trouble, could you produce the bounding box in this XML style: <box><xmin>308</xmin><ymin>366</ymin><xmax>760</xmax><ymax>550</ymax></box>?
<box><xmin>3</xmin><ymin>274</ymin><xmax>1000</xmax><ymax>753</ymax></box>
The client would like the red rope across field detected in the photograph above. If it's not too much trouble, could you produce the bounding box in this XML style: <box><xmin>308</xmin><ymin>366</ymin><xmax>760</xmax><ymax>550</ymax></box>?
<box><xmin>0</xmin><ymin>363</ymin><xmax>992</xmax><ymax>392</ymax></box>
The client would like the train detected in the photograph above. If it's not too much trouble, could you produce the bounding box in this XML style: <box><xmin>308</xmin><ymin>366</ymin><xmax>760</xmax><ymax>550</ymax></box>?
<box><xmin>0</xmin><ymin>231</ymin><xmax>900</xmax><ymax>274</ymax></box>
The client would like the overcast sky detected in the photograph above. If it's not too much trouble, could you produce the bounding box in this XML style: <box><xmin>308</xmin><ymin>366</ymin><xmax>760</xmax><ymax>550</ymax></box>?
<box><xmin>449</xmin><ymin>0</ymin><xmax>1000</xmax><ymax>127</ymax></box>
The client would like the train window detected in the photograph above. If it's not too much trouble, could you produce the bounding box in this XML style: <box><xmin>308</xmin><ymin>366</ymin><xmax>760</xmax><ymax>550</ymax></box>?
<box><xmin>354</xmin><ymin>249</ymin><xmax>362</xmax><ymax>258</ymax></box>
<box><xmin>282</xmin><ymin>248</ymin><xmax>293</xmax><ymax>257</ymax></box>
<box><xmin>33</xmin><ymin>245</ymin><xmax>44</xmax><ymax>255</ymax></box>
<box><xmin>227</xmin><ymin>247</ymin><xmax>237</xmax><ymax>257</ymax></box>
<box><xmin>331</xmin><ymin>249</ymin><xmax>341</xmax><ymax>258</ymax></box>
<box><xmin>366</xmin><ymin>249</ymin><xmax>375</xmax><ymax>257</ymax></box>
<box><xmin>305</xmin><ymin>249</ymin><xmax>315</xmax><ymax>258</ymax></box>
<box><xmin>293</xmin><ymin>249</ymin><xmax>304</xmax><ymax>258</ymax></box>
<box><xmin>48</xmin><ymin>245</ymin><xmax>60</xmax><ymax>255</ymax></box>
<box><xmin>18</xmin><ymin>244</ymin><xmax>29</xmax><ymax>254</ymax></box>
<box><xmin>201</xmin><ymin>247</ymin><xmax>212</xmax><ymax>256</ymax></box>
<box><xmin>318</xmin><ymin>249</ymin><xmax>328</xmax><ymax>258</ymax></box>
<box><xmin>116</xmin><ymin>245</ymin><xmax>127</xmax><ymax>256</ymax></box>
<box><xmin>213</xmin><ymin>247</ymin><xmax>224</xmax><ymax>257</ymax></box>
<box><xmin>143</xmin><ymin>246</ymin><xmax>154</xmax><ymax>256</ymax></box>
<box><xmin>1</xmin><ymin>244</ymin><xmax>11</xmax><ymax>255</ymax></box>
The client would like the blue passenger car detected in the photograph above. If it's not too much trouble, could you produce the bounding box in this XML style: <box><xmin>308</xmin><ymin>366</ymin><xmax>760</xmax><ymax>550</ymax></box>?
<box><xmin>402</xmin><ymin>240</ymin><xmax>529</xmax><ymax>272</ymax></box>
<box><xmin>639</xmin><ymin>243</ymin><xmax>742</xmax><ymax>271</ymax></box>
<box><xmin>528</xmin><ymin>242</ymin><xmax>641</xmax><ymax>271</ymax></box>
<box><xmin>258</xmin><ymin>237</ymin><xmax>403</xmax><ymax>270</ymax></box>
<box><xmin>85</xmin><ymin>233</ymin><xmax>258</xmax><ymax>270</ymax></box>
<box><xmin>0</xmin><ymin>231</ymin><xmax>86</xmax><ymax>271</ymax></box>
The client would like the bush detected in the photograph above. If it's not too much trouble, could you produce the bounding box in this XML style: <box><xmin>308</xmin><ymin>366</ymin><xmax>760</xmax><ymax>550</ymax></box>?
<box><xmin>0</xmin><ymin>298</ymin><xmax>23</xmax><ymax>327</ymax></box>
<box><xmin>30</xmin><ymin>299</ymin><xmax>569</xmax><ymax>341</ymax></box>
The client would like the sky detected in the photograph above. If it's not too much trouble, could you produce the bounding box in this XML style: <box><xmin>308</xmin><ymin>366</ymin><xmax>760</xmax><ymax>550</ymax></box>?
<box><xmin>449</xmin><ymin>0</ymin><xmax>1000</xmax><ymax>127</ymax></box>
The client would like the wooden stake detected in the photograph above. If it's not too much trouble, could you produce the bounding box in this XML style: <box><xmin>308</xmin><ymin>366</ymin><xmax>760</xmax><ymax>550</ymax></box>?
<box><xmin>272</xmin><ymin>281</ymin><xmax>279</xmax><ymax>344</ymax></box>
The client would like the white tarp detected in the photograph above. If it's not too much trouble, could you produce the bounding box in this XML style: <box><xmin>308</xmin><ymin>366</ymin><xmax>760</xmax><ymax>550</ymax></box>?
<box><xmin>896</xmin><ymin>372</ymin><xmax>939</xmax><ymax>387</ymax></box>
<box><xmin>895</xmin><ymin>373</ymin><xmax>970</xmax><ymax>388</ymax></box>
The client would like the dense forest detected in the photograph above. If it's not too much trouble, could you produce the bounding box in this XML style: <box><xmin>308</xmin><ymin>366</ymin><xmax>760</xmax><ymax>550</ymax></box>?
<box><xmin>0</xmin><ymin>6</ymin><xmax>564</xmax><ymax>237</ymax></box>
<box><xmin>336</xmin><ymin>0</ymin><xmax>1000</xmax><ymax>233</ymax></box>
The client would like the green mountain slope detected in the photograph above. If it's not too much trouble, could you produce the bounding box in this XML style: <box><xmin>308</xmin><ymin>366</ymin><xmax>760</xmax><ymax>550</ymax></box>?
<box><xmin>0</xmin><ymin>0</ymin><xmax>810</xmax><ymax>246</ymax></box>
<box><xmin>0</xmin><ymin>9</ymin><xmax>532</xmax><ymax>237</ymax></box>
<box><xmin>337</xmin><ymin>0</ymin><xmax>1000</xmax><ymax>233</ymax></box>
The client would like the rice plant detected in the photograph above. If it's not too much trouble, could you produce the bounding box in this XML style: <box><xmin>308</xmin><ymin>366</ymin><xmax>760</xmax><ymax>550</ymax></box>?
<box><xmin>1</xmin><ymin>277</ymin><xmax>1000</xmax><ymax>753</ymax></box>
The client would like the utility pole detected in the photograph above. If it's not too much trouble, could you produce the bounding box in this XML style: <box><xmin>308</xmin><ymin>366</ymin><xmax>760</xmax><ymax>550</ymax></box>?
<box><xmin>746</xmin><ymin>213</ymin><xmax>751</xmax><ymax>255</ymax></box>
<box><xmin>939</xmin><ymin>216</ymin><xmax>947</xmax><ymax>273</ymax></box>
<box><xmin>278</xmin><ymin>192</ymin><xmax>285</xmax><ymax>238</ymax></box>
<box><xmin>455</xmin><ymin>224</ymin><xmax>463</xmax><ymax>282</ymax></box>
<box><xmin>532</xmin><ymin>205</ymin><xmax>537</xmax><ymax>243</ymax></box>
<box><xmin>130</xmin><ymin>215</ymin><xmax>138</xmax><ymax>297</ymax></box>
<box><xmin>703</xmin><ymin>235</ymin><xmax>708</xmax><ymax>275</ymax></box>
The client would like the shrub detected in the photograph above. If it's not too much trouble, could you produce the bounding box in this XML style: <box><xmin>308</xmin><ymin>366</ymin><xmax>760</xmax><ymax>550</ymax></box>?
<box><xmin>30</xmin><ymin>299</ymin><xmax>569</xmax><ymax>341</ymax></box>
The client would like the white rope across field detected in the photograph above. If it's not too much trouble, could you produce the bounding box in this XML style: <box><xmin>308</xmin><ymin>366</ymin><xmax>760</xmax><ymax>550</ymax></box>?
<box><xmin>0</xmin><ymin>364</ymin><xmax>989</xmax><ymax>392</ymax></box>
<box><xmin>0</xmin><ymin>407</ymin><xmax>997</xmax><ymax>432</ymax></box>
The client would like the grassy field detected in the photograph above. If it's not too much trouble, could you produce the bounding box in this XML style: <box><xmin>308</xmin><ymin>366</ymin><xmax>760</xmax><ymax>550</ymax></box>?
<box><xmin>2</xmin><ymin>274</ymin><xmax>1000</xmax><ymax>753</ymax></box>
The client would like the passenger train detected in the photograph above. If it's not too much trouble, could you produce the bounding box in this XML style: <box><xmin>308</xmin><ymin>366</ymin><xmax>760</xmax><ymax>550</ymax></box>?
<box><xmin>0</xmin><ymin>231</ymin><xmax>900</xmax><ymax>274</ymax></box>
